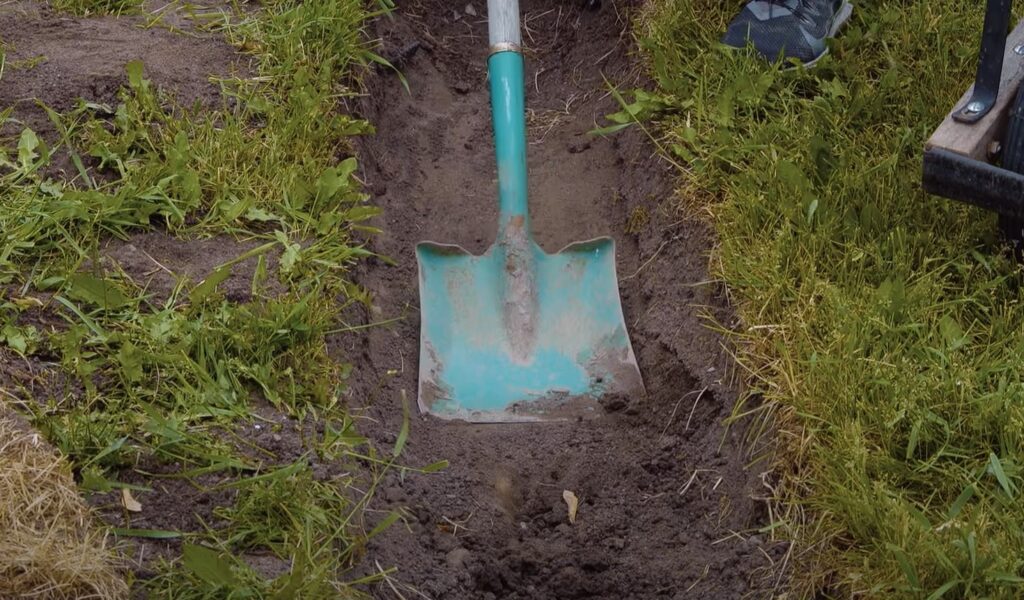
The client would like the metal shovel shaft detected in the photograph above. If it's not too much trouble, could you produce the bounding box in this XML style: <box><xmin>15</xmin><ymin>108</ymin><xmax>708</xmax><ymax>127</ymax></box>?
<box><xmin>414</xmin><ymin>0</ymin><xmax>645</xmax><ymax>421</ymax></box>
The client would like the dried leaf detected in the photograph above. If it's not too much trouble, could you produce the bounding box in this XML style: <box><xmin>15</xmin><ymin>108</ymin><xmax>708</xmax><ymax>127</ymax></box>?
<box><xmin>121</xmin><ymin>489</ymin><xmax>142</xmax><ymax>512</ymax></box>
<box><xmin>11</xmin><ymin>296</ymin><xmax>44</xmax><ymax>309</ymax></box>
<box><xmin>563</xmin><ymin>490</ymin><xmax>579</xmax><ymax>524</ymax></box>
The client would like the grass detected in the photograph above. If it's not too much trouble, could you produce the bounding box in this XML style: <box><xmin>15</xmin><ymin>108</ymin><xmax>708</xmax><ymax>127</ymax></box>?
<box><xmin>0</xmin><ymin>411</ymin><xmax>127</xmax><ymax>599</ymax></box>
<box><xmin>0</xmin><ymin>0</ymin><xmax>418</xmax><ymax>596</ymax></box>
<box><xmin>625</xmin><ymin>0</ymin><xmax>1024</xmax><ymax>597</ymax></box>
<box><xmin>49</xmin><ymin>0</ymin><xmax>143</xmax><ymax>17</ymax></box>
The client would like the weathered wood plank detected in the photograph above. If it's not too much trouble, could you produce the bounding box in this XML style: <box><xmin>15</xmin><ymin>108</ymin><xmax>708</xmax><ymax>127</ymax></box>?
<box><xmin>926</xmin><ymin>19</ymin><xmax>1024</xmax><ymax>161</ymax></box>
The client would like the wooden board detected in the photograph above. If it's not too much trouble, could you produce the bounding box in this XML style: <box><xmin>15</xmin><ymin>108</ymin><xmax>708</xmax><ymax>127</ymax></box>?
<box><xmin>926</xmin><ymin>19</ymin><xmax>1024</xmax><ymax>161</ymax></box>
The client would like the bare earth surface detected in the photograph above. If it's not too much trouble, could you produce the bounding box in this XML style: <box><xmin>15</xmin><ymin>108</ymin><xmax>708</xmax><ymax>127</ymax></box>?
<box><xmin>339</xmin><ymin>1</ymin><xmax>782</xmax><ymax>598</ymax></box>
<box><xmin>0</xmin><ymin>1</ymin><xmax>782</xmax><ymax>597</ymax></box>
<box><xmin>0</xmin><ymin>0</ymin><xmax>242</xmax><ymax>141</ymax></box>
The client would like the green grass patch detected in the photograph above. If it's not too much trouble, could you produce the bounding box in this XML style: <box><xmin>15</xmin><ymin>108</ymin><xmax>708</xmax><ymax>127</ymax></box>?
<box><xmin>0</xmin><ymin>0</ymin><xmax>415</xmax><ymax>595</ymax></box>
<box><xmin>625</xmin><ymin>0</ymin><xmax>1024</xmax><ymax>597</ymax></box>
<box><xmin>49</xmin><ymin>0</ymin><xmax>143</xmax><ymax>17</ymax></box>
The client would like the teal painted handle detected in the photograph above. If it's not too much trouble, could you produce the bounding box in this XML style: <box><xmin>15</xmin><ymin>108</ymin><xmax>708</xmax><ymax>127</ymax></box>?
<box><xmin>488</xmin><ymin>50</ymin><xmax>528</xmax><ymax>236</ymax></box>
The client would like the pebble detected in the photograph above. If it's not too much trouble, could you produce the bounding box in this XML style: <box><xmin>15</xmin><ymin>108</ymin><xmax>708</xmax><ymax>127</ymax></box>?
<box><xmin>446</xmin><ymin>548</ymin><xmax>472</xmax><ymax>569</ymax></box>
<box><xmin>659</xmin><ymin>435</ymin><xmax>679</xmax><ymax>451</ymax></box>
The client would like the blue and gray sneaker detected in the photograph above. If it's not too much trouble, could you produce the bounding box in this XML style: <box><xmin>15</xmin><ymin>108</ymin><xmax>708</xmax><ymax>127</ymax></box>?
<box><xmin>721</xmin><ymin>0</ymin><xmax>853</xmax><ymax>67</ymax></box>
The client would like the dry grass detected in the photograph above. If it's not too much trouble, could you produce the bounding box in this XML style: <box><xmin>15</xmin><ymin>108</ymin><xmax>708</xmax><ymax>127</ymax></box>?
<box><xmin>0</xmin><ymin>408</ymin><xmax>127</xmax><ymax>600</ymax></box>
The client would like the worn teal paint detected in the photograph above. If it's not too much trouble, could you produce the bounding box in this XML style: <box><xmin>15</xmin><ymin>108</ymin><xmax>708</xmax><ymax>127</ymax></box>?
<box><xmin>489</xmin><ymin>51</ymin><xmax>529</xmax><ymax>233</ymax></box>
<box><xmin>414</xmin><ymin>49</ymin><xmax>644</xmax><ymax>422</ymax></box>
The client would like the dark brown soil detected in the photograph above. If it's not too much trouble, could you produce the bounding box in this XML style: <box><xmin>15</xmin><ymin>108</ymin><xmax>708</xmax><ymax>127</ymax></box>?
<box><xmin>0</xmin><ymin>0</ymin><xmax>243</xmax><ymax>143</ymax></box>
<box><xmin>337</xmin><ymin>1</ymin><xmax>782</xmax><ymax>598</ymax></box>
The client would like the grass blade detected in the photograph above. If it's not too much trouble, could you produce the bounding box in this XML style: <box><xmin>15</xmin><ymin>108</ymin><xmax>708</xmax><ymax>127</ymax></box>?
<box><xmin>393</xmin><ymin>389</ymin><xmax>409</xmax><ymax>458</ymax></box>
<box><xmin>988</xmin><ymin>453</ymin><xmax>1016</xmax><ymax>498</ymax></box>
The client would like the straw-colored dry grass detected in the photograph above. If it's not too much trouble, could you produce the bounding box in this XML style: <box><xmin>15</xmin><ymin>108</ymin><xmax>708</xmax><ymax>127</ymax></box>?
<box><xmin>0</xmin><ymin>408</ymin><xmax>127</xmax><ymax>600</ymax></box>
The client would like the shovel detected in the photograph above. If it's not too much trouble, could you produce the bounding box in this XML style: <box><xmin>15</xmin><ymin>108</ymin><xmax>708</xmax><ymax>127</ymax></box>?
<box><xmin>415</xmin><ymin>0</ymin><xmax>644</xmax><ymax>422</ymax></box>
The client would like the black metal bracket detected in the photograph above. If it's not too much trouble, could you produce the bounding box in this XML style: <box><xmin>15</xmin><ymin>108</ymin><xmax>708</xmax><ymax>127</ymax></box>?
<box><xmin>953</xmin><ymin>0</ymin><xmax>1013</xmax><ymax>123</ymax></box>
<box><xmin>923</xmin><ymin>147</ymin><xmax>1024</xmax><ymax>219</ymax></box>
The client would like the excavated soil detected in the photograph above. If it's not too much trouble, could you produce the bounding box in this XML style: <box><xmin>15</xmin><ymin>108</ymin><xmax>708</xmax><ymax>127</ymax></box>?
<box><xmin>339</xmin><ymin>1</ymin><xmax>782</xmax><ymax>598</ymax></box>
<box><xmin>0</xmin><ymin>1</ymin><xmax>782</xmax><ymax>597</ymax></box>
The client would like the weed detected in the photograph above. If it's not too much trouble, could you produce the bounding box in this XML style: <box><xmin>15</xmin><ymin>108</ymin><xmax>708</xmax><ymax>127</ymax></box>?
<box><xmin>626</xmin><ymin>206</ymin><xmax>649</xmax><ymax>235</ymax></box>
<box><xmin>8</xmin><ymin>54</ymin><xmax>48</xmax><ymax>71</ymax></box>
<box><xmin>49</xmin><ymin>0</ymin><xmax>143</xmax><ymax>16</ymax></box>
<box><xmin>144</xmin><ymin>457</ymin><xmax>392</xmax><ymax>598</ymax></box>
<box><xmin>0</xmin><ymin>0</ymin><xmax>405</xmax><ymax>595</ymax></box>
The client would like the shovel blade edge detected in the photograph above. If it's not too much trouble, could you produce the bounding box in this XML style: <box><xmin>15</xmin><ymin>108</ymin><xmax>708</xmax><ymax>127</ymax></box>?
<box><xmin>416</xmin><ymin>237</ymin><xmax>644</xmax><ymax>423</ymax></box>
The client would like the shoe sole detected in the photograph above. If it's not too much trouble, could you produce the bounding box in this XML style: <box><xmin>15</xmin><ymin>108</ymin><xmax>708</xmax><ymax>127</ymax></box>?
<box><xmin>796</xmin><ymin>1</ymin><xmax>854</xmax><ymax>69</ymax></box>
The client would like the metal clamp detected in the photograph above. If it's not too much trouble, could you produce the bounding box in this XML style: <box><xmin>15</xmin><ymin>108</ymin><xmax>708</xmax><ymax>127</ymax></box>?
<box><xmin>489</xmin><ymin>42</ymin><xmax>522</xmax><ymax>55</ymax></box>
<box><xmin>953</xmin><ymin>0</ymin><xmax>1013</xmax><ymax>123</ymax></box>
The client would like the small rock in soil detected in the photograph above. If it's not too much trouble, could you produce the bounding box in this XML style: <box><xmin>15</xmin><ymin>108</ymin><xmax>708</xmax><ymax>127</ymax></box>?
<box><xmin>568</xmin><ymin>139</ymin><xmax>591</xmax><ymax>154</ymax></box>
<box><xmin>659</xmin><ymin>435</ymin><xmax>679</xmax><ymax>451</ymax></box>
<box><xmin>551</xmin><ymin>566</ymin><xmax>581</xmax><ymax>594</ymax></box>
<box><xmin>547</xmin><ymin>499</ymin><xmax>568</xmax><ymax>525</ymax></box>
<box><xmin>446</xmin><ymin>547</ymin><xmax>472</xmax><ymax>570</ymax></box>
<box><xmin>605</xmin><ymin>537</ymin><xmax>625</xmax><ymax>550</ymax></box>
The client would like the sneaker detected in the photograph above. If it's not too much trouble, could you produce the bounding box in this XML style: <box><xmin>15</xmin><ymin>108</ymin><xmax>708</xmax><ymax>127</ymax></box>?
<box><xmin>721</xmin><ymin>0</ymin><xmax>853</xmax><ymax>67</ymax></box>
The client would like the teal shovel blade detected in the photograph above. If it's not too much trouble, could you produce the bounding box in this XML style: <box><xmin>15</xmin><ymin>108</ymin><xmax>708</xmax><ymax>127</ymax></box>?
<box><xmin>416</xmin><ymin>235</ymin><xmax>644</xmax><ymax>422</ymax></box>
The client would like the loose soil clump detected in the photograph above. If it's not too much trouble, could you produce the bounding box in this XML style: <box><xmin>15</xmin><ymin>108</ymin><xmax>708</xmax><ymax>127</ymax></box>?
<box><xmin>342</xmin><ymin>1</ymin><xmax>782</xmax><ymax>598</ymax></box>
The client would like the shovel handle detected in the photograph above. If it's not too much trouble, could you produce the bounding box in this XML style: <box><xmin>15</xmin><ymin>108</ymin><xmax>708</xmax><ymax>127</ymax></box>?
<box><xmin>487</xmin><ymin>0</ymin><xmax>529</xmax><ymax>236</ymax></box>
<box><xmin>488</xmin><ymin>0</ymin><xmax>521</xmax><ymax>52</ymax></box>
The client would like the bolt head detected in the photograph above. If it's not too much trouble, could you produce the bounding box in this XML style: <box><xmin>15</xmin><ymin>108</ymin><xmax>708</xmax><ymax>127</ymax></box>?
<box><xmin>965</xmin><ymin>101</ymin><xmax>985</xmax><ymax>114</ymax></box>
<box><xmin>1015</xmin><ymin>44</ymin><xmax>1024</xmax><ymax>55</ymax></box>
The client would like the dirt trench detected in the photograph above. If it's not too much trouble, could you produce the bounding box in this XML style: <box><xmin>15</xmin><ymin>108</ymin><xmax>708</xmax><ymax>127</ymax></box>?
<box><xmin>339</xmin><ymin>1</ymin><xmax>783</xmax><ymax>598</ymax></box>
<box><xmin>0</xmin><ymin>0</ymin><xmax>782</xmax><ymax>595</ymax></box>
